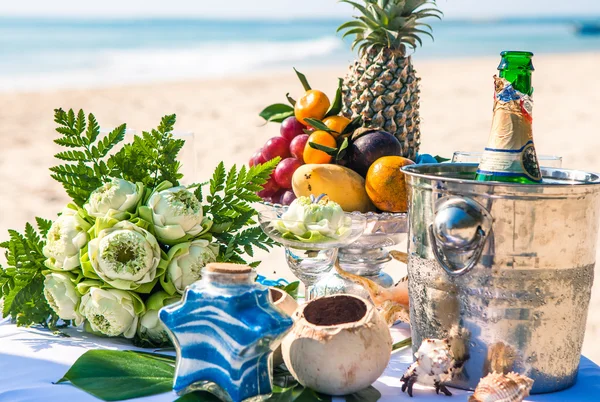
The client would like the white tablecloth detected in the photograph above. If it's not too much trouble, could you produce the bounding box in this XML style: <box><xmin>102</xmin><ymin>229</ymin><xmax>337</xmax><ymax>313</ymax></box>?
<box><xmin>0</xmin><ymin>317</ymin><xmax>598</xmax><ymax>402</ymax></box>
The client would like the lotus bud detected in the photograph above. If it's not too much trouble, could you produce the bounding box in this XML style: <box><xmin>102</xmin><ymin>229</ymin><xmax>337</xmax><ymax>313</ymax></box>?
<box><xmin>87</xmin><ymin>221</ymin><xmax>161</xmax><ymax>291</ymax></box>
<box><xmin>43</xmin><ymin>206</ymin><xmax>91</xmax><ymax>271</ymax></box>
<box><xmin>84</xmin><ymin>178</ymin><xmax>143</xmax><ymax>220</ymax></box>
<box><xmin>79</xmin><ymin>287</ymin><xmax>143</xmax><ymax>338</ymax></box>
<box><xmin>43</xmin><ymin>272</ymin><xmax>83</xmax><ymax>325</ymax></box>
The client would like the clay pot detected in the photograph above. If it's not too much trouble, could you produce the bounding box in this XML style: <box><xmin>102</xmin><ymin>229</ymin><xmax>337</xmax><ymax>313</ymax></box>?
<box><xmin>281</xmin><ymin>294</ymin><xmax>392</xmax><ymax>395</ymax></box>
<box><xmin>269</xmin><ymin>287</ymin><xmax>299</xmax><ymax>367</ymax></box>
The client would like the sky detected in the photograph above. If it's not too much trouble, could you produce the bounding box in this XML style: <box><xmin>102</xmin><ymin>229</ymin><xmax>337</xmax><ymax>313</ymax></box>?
<box><xmin>1</xmin><ymin>0</ymin><xmax>600</xmax><ymax>19</ymax></box>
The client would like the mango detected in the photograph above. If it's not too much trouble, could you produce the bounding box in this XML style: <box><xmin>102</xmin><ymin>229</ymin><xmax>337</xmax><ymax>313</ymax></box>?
<box><xmin>292</xmin><ymin>164</ymin><xmax>376</xmax><ymax>213</ymax></box>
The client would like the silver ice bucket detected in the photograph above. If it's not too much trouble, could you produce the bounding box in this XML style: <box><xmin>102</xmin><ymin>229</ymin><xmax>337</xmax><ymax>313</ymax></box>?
<box><xmin>402</xmin><ymin>163</ymin><xmax>600</xmax><ymax>394</ymax></box>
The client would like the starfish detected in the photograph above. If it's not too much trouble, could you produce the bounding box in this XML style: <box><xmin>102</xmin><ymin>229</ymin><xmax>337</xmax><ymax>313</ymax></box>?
<box><xmin>160</xmin><ymin>285</ymin><xmax>293</xmax><ymax>402</ymax></box>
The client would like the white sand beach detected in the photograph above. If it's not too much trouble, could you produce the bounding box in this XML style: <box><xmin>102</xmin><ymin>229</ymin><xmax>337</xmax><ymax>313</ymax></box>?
<box><xmin>1</xmin><ymin>52</ymin><xmax>600</xmax><ymax>361</ymax></box>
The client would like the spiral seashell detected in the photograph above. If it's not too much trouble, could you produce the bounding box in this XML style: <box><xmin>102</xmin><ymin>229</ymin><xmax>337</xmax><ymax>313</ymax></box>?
<box><xmin>469</xmin><ymin>372</ymin><xmax>534</xmax><ymax>402</ymax></box>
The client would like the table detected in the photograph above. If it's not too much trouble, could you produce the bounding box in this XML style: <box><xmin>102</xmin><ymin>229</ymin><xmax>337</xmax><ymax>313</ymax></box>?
<box><xmin>1</xmin><ymin>317</ymin><xmax>599</xmax><ymax>402</ymax></box>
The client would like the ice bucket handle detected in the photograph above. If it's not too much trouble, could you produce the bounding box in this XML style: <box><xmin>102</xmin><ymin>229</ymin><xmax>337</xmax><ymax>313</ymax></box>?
<box><xmin>428</xmin><ymin>196</ymin><xmax>493</xmax><ymax>276</ymax></box>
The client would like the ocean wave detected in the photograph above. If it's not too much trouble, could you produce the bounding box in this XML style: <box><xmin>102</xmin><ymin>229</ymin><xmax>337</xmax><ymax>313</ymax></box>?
<box><xmin>0</xmin><ymin>36</ymin><xmax>342</xmax><ymax>92</ymax></box>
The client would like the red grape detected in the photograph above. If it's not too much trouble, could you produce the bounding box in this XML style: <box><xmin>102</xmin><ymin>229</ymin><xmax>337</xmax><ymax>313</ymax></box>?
<box><xmin>272</xmin><ymin>189</ymin><xmax>286</xmax><ymax>204</ymax></box>
<box><xmin>280</xmin><ymin>116</ymin><xmax>306</xmax><ymax>142</ymax></box>
<box><xmin>274</xmin><ymin>158</ymin><xmax>302</xmax><ymax>189</ymax></box>
<box><xmin>262</xmin><ymin>137</ymin><xmax>291</xmax><ymax>162</ymax></box>
<box><xmin>257</xmin><ymin>176</ymin><xmax>280</xmax><ymax>200</ymax></box>
<box><xmin>280</xmin><ymin>190</ymin><xmax>297</xmax><ymax>206</ymax></box>
<box><xmin>289</xmin><ymin>134</ymin><xmax>309</xmax><ymax>162</ymax></box>
<box><xmin>249</xmin><ymin>149</ymin><xmax>266</xmax><ymax>167</ymax></box>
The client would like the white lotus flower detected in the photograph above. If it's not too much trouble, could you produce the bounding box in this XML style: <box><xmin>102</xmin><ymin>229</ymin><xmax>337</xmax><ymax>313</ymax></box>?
<box><xmin>138</xmin><ymin>291</ymin><xmax>180</xmax><ymax>345</ymax></box>
<box><xmin>79</xmin><ymin>287</ymin><xmax>142</xmax><ymax>338</ymax></box>
<box><xmin>146</xmin><ymin>186</ymin><xmax>205</xmax><ymax>244</ymax></box>
<box><xmin>166</xmin><ymin>239</ymin><xmax>219</xmax><ymax>294</ymax></box>
<box><xmin>84</xmin><ymin>178</ymin><xmax>143</xmax><ymax>220</ymax></box>
<box><xmin>87</xmin><ymin>221</ymin><xmax>161</xmax><ymax>291</ymax></box>
<box><xmin>43</xmin><ymin>206</ymin><xmax>91</xmax><ymax>271</ymax></box>
<box><xmin>274</xmin><ymin>195</ymin><xmax>351</xmax><ymax>240</ymax></box>
<box><xmin>43</xmin><ymin>272</ymin><xmax>83</xmax><ymax>325</ymax></box>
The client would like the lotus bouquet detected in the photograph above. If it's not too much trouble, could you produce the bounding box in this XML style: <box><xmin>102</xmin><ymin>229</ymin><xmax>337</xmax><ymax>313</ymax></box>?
<box><xmin>0</xmin><ymin>108</ymin><xmax>277</xmax><ymax>347</ymax></box>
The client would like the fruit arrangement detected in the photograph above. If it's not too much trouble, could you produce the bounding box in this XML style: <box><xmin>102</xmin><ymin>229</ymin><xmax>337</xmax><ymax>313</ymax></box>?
<box><xmin>251</xmin><ymin>0</ymin><xmax>444</xmax><ymax>213</ymax></box>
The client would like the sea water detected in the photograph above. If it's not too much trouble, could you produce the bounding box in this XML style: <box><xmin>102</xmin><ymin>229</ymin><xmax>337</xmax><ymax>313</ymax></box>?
<box><xmin>1</xmin><ymin>17</ymin><xmax>600</xmax><ymax>91</ymax></box>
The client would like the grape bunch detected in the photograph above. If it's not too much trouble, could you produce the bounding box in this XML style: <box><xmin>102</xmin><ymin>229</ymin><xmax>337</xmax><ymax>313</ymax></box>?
<box><xmin>249</xmin><ymin>116</ymin><xmax>310</xmax><ymax>205</ymax></box>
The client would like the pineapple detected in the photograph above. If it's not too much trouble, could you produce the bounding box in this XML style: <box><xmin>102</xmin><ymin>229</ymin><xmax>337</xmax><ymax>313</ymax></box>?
<box><xmin>339</xmin><ymin>0</ymin><xmax>442</xmax><ymax>160</ymax></box>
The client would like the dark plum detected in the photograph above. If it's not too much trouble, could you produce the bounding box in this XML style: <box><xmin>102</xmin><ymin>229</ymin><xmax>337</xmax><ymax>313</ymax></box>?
<box><xmin>348</xmin><ymin>130</ymin><xmax>401</xmax><ymax>177</ymax></box>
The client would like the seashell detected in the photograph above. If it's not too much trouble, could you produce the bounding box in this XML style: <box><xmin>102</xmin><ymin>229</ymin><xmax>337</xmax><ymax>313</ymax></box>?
<box><xmin>469</xmin><ymin>372</ymin><xmax>534</xmax><ymax>402</ymax></box>
<box><xmin>415</xmin><ymin>338</ymin><xmax>455</xmax><ymax>377</ymax></box>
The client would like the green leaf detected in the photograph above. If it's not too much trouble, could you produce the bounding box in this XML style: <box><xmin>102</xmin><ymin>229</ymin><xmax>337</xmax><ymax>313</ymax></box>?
<box><xmin>336</xmin><ymin>137</ymin><xmax>350</xmax><ymax>162</ymax></box>
<box><xmin>293</xmin><ymin>68</ymin><xmax>312</xmax><ymax>91</ymax></box>
<box><xmin>434</xmin><ymin>155</ymin><xmax>451</xmax><ymax>163</ymax></box>
<box><xmin>336</xmin><ymin>20</ymin><xmax>368</xmax><ymax>33</ymax></box>
<box><xmin>283</xmin><ymin>281</ymin><xmax>300</xmax><ymax>299</ymax></box>
<box><xmin>285</xmin><ymin>93</ymin><xmax>297</xmax><ymax>107</ymax></box>
<box><xmin>108</xmin><ymin>114</ymin><xmax>185</xmax><ymax>188</ymax></box>
<box><xmin>57</xmin><ymin>350</ymin><xmax>175</xmax><ymax>401</ymax></box>
<box><xmin>392</xmin><ymin>337</ymin><xmax>412</xmax><ymax>352</ymax></box>
<box><xmin>345</xmin><ymin>386</ymin><xmax>381</xmax><ymax>402</ymax></box>
<box><xmin>308</xmin><ymin>142</ymin><xmax>338</xmax><ymax>156</ymax></box>
<box><xmin>342</xmin><ymin>116</ymin><xmax>363</xmax><ymax>135</ymax></box>
<box><xmin>325</xmin><ymin>78</ymin><xmax>343</xmax><ymax>118</ymax></box>
<box><xmin>206</xmin><ymin>159</ymin><xmax>278</xmax><ymax>265</ymax></box>
<box><xmin>303</xmin><ymin>118</ymin><xmax>333</xmax><ymax>133</ymax></box>
<box><xmin>259</xmin><ymin>104</ymin><xmax>295</xmax><ymax>123</ymax></box>
<box><xmin>175</xmin><ymin>392</ymin><xmax>222</xmax><ymax>401</ymax></box>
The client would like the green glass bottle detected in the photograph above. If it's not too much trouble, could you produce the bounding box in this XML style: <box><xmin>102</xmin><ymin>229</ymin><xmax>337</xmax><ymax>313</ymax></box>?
<box><xmin>475</xmin><ymin>51</ymin><xmax>542</xmax><ymax>184</ymax></box>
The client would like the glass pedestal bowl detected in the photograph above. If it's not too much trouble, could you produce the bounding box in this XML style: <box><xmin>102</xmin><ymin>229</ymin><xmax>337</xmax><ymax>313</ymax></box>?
<box><xmin>311</xmin><ymin>211</ymin><xmax>409</xmax><ymax>300</ymax></box>
<box><xmin>257</xmin><ymin>204</ymin><xmax>366</xmax><ymax>300</ymax></box>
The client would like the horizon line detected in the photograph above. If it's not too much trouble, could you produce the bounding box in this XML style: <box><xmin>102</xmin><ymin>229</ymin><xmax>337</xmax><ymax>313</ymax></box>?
<box><xmin>1</xmin><ymin>14</ymin><xmax>599</xmax><ymax>22</ymax></box>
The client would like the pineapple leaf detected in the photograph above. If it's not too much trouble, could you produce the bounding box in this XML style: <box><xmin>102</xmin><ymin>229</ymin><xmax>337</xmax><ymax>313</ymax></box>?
<box><xmin>339</xmin><ymin>0</ymin><xmax>442</xmax><ymax>54</ymax></box>
<box><xmin>336</xmin><ymin>20</ymin><xmax>368</xmax><ymax>33</ymax></box>
<box><xmin>259</xmin><ymin>103</ymin><xmax>294</xmax><ymax>123</ymax></box>
<box><xmin>293</xmin><ymin>68</ymin><xmax>311</xmax><ymax>92</ymax></box>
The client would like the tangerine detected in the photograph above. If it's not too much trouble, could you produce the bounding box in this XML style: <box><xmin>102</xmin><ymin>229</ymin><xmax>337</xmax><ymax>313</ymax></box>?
<box><xmin>303</xmin><ymin>131</ymin><xmax>337</xmax><ymax>164</ymax></box>
<box><xmin>365</xmin><ymin>156</ymin><xmax>415</xmax><ymax>212</ymax></box>
<box><xmin>294</xmin><ymin>90</ymin><xmax>330</xmax><ymax>125</ymax></box>
<box><xmin>322</xmin><ymin>115</ymin><xmax>351</xmax><ymax>138</ymax></box>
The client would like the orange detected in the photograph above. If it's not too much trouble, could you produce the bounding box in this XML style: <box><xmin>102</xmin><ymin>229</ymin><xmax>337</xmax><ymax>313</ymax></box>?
<box><xmin>303</xmin><ymin>131</ymin><xmax>337</xmax><ymax>164</ymax></box>
<box><xmin>365</xmin><ymin>156</ymin><xmax>415</xmax><ymax>213</ymax></box>
<box><xmin>322</xmin><ymin>115</ymin><xmax>351</xmax><ymax>138</ymax></box>
<box><xmin>294</xmin><ymin>90</ymin><xmax>330</xmax><ymax>125</ymax></box>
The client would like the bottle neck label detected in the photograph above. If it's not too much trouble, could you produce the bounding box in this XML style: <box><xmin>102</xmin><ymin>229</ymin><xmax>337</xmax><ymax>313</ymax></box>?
<box><xmin>476</xmin><ymin>76</ymin><xmax>542</xmax><ymax>182</ymax></box>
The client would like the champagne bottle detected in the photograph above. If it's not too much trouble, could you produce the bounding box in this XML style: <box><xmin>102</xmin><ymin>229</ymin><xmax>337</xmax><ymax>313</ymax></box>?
<box><xmin>476</xmin><ymin>51</ymin><xmax>542</xmax><ymax>184</ymax></box>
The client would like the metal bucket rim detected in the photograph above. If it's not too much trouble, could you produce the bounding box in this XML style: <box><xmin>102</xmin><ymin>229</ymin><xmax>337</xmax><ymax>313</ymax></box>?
<box><xmin>402</xmin><ymin>163</ymin><xmax>600</xmax><ymax>188</ymax></box>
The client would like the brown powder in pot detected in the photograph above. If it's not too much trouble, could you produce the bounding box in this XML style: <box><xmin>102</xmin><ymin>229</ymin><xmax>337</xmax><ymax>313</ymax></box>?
<box><xmin>304</xmin><ymin>295</ymin><xmax>367</xmax><ymax>326</ymax></box>
<box><xmin>269</xmin><ymin>288</ymin><xmax>283</xmax><ymax>303</ymax></box>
